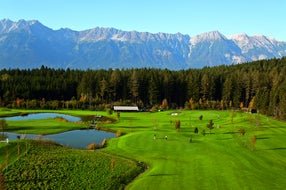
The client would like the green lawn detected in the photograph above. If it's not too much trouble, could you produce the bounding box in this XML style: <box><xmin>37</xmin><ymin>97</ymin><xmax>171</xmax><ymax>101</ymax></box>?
<box><xmin>1</xmin><ymin>109</ymin><xmax>286</xmax><ymax>189</ymax></box>
<box><xmin>103</xmin><ymin>110</ymin><xmax>286</xmax><ymax>190</ymax></box>
<box><xmin>5</xmin><ymin>118</ymin><xmax>85</xmax><ymax>134</ymax></box>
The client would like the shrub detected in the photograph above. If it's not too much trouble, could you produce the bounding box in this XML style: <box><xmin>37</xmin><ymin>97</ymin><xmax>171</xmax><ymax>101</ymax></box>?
<box><xmin>194</xmin><ymin>127</ymin><xmax>199</xmax><ymax>134</ymax></box>
<box><xmin>54</xmin><ymin>116</ymin><xmax>68</xmax><ymax>122</ymax></box>
<box><xmin>239</xmin><ymin>128</ymin><xmax>246</xmax><ymax>136</ymax></box>
<box><xmin>110</xmin><ymin>157</ymin><xmax>115</xmax><ymax>172</ymax></box>
<box><xmin>107</xmin><ymin>108</ymin><xmax>113</xmax><ymax>115</ymax></box>
<box><xmin>0</xmin><ymin>134</ymin><xmax>8</xmax><ymax>141</ymax></box>
<box><xmin>175</xmin><ymin>120</ymin><xmax>181</xmax><ymax>130</ymax></box>
<box><xmin>86</xmin><ymin>143</ymin><xmax>97</xmax><ymax>150</ymax></box>
<box><xmin>206</xmin><ymin>120</ymin><xmax>214</xmax><ymax>134</ymax></box>
<box><xmin>202</xmin><ymin>129</ymin><xmax>206</xmax><ymax>136</ymax></box>
<box><xmin>116</xmin><ymin>130</ymin><xmax>122</xmax><ymax>137</ymax></box>
<box><xmin>251</xmin><ymin>135</ymin><xmax>256</xmax><ymax>151</ymax></box>
<box><xmin>101</xmin><ymin>139</ymin><xmax>107</xmax><ymax>148</ymax></box>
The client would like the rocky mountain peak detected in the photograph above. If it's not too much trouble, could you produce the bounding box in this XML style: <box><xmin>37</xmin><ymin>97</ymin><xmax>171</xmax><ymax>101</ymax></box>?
<box><xmin>0</xmin><ymin>18</ymin><xmax>15</xmax><ymax>33</ymax></box>
<box><xmin>0</xmin><ymin>19</ymin><xmax>51</xmax><ymax>34</ymax></box>
<box><xmin>228</xmin><ymin>33</ymin><xmax>250</xmax><ymax>41</ymax></box>
<box><xmin>190</xmin><ymin>31</ymin><xmax>227</xmax><ymax>45</ymax></box>
<box><xmin>0</xmin><ymin>19</ymin><xmax>286</xmax><ymax>70</ymax></box>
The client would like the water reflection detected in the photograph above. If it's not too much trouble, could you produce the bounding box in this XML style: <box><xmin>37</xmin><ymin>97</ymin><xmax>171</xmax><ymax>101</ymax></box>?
<box><xmin>4</xmin><ymin>129</ymin><xmax>116</xmax><ymax>149</ymax></box>
<box><xmin>5</xmin><ymin>113</ymin><xmax>81</xmax><ymax>122</ymax></box>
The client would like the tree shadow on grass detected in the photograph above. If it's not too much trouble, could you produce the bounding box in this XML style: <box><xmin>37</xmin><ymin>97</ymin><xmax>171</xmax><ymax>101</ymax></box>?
<box><xmin>260</xmin><ymin>147</ymin><xmax>286</xmax><ymax>151</ymax></box>
<box><xmin>5</xmin><ymin>126</ymin><xmax>33</xmax><ymax>132</ymax></box>
<box><xmin>256</xmin><ymin>137</ymin><xmax>270</xmax><ymax>140</ymax></box>
<box><xmin>261</xmin><ymin>126</ymin><xmax>286</xmax><ymax>129</ymax></box>
<box><xmin>216</xmin><ymin>137</ymin><xmax>232</xmax><ymax>140</ymax></box>
<box><xmin>117</xmin><ymin>126</ymin><xmax>149</xmax><ymax>129</ymax></box>
<box><xmin>223</xmin><ymin>131</ymin><xmax>240</xmax><ymax>134</ymax></box>
<box><xmin>179</xmin><ymin>128</ymin><xmax>194</xmax><ymax>133</ymax></box>
<box><xmin>188</xmin><ymin>139</ymin><xmax>201</xmax><ymax>143</ymax></box>
<box><xmin>120</xmin><ymin>117</ymin><xmax>140</xmax><ymax>120</ymax></box>
<box><xmin>149</xmin><ymin>173</ymin><xmax>178</xmax><ymax>177</ymax></box>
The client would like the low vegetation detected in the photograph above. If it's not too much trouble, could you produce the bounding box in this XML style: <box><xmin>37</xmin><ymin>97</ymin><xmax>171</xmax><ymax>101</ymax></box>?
<box><xmin>1</xmin><ymin>140</ymin><xmax>145</xmax><ymax>190</ymax></box>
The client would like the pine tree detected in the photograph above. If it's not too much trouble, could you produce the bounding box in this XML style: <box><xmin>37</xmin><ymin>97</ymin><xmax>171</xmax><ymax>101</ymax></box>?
<box><xmin>148</xmin><ymin>74</ymin><xmax>159</xmax><ymax>106</ymax></box>
<box><xmin>130</xmin><ymin>70</ymin><xmax>139</xmax><ymax>103</ymax></box>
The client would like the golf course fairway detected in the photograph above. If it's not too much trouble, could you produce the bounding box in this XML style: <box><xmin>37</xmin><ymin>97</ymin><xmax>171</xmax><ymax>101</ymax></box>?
<box><xmin>1</xmin><ymin>109</ymin><xmax>285</xmax><ymax>189</ymax></box>
<box><xmin>104</xmin><ymin>110</ymin><xmax>286</xmax><ymax>190</ymax></box>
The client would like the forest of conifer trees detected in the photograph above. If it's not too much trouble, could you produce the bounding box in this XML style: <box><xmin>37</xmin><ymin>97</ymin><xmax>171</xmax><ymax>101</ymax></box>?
<box><xmin>0</xmin><ymin>57</ymin><xmax>286</xmax><ymax>119</ymax></box>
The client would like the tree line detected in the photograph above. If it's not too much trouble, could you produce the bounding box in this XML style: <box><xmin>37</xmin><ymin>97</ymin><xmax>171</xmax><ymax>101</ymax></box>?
<box><xmin>0</xmin><ymin>57</ymin><xmax>286</xmax><ymax>119</ymax></box>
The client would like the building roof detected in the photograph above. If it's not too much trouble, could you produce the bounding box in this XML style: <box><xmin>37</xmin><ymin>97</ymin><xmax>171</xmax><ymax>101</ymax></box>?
<box><xmin>113</xmin><ymin>106</ymin><xmax>139</xmax><ymax>111</ymax></box>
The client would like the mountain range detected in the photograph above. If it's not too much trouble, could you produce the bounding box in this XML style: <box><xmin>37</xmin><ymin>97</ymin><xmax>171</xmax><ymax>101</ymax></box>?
<box><xmin>1</xmin><ymin>19</ymin><xmax>286</xmax><ymax>70</ymax></box>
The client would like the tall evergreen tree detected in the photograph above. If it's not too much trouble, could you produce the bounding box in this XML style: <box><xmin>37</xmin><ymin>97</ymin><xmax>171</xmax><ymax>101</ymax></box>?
<box><xmin>110</xmin><ymin>69</ymin><xmax>121</xmax><ymax>102</ymax></box>
<box><xmin>148</xmin><ymin>74</ymin><xmax>159</xmax><ymax>106</ymax></box>
<box><xmin>130</xmin><ymin>70</ymin><xmax>139</xmax><ymax>103</ymax></box>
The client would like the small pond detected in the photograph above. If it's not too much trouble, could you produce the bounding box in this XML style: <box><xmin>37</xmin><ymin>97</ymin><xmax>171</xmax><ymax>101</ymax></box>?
<box><xmin>5</xmin><ymin>113</ymin><xmax>81</xmax><ymax>122</ymax></box>
<box><xmin>3</xmin><ymin>130</ymin><xmax>116</xmax><ymax>149</ymax></box>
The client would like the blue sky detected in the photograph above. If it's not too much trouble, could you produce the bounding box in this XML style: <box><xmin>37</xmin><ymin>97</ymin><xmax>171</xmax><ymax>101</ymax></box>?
<box><xmin>0</xmin><ymin>0</ymin><xmax>285</xmax><ymax>41</ymax></box>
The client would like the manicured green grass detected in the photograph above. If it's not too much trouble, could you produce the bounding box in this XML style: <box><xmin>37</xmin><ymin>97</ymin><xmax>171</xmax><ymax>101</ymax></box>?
<box><xmin>0</xmin><ymin>108</ymin><xmax>23</xmax><ymax>117</ymax></box>
<box><xmin>5</xmin><ymin>118</ymin><xmax>85</xmax><ymax>134</ymax></box>
<box><xmin>103</xmin><ymin>110</ymin><xmax>286</xmax><ymax>190</ymax></box>
<box><xmin>1</xmin><ymin>109</ymin><xmax>286</xmax><ymax>189</ymax></box>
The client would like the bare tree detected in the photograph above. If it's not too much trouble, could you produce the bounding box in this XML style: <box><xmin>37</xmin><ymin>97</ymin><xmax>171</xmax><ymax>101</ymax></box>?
<box><xmin>0</xmin><ymin>119</ymin><xmax>7</xmax><ymax>135</ymax></box>
<box><xmin>251</xmin><ymin>135</ymin><xmax>257</xmax><ymax>151</ymax></box>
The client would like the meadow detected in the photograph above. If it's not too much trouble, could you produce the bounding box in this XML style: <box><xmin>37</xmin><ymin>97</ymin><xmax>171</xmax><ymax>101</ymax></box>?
<box><xmin>1</xmin><ymin>109</ymin><xmax>286</xmax><ymax>189</ymax></box>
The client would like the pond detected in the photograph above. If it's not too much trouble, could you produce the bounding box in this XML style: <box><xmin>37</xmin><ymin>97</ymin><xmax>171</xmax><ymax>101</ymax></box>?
<box><xmin>4</xmin><ymin>113</ymin><xmax>81</xmax><ymax>122</ymax></box>
<box><xmin>3</xmin><ymin>130</ymin><xmax>116</xmax><ymax>149</ymax></box>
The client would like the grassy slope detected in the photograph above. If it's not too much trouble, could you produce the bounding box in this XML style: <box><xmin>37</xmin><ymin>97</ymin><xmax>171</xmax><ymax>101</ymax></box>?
<box><xmin>1</xmin><ymin>140</ymin><xmax>144</xmax><ymax>190</ymax></box>
<box><xmin>1</xmin><ymin>109</ymin><xmax>286</xmax><ymax>189</ymax></box>
<box><xmin>104</xmin><ymin>110</ymin><xmax>286</xmax><ymax>190</ymax></box>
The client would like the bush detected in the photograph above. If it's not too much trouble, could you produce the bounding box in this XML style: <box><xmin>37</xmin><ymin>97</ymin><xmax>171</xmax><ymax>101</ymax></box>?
<box><xmin>116</xmin><ymin>130</ymin><xmax>122</xmax><ymax>137</ymax></box>
<box><xmin>251</xmin><ymin>135</ymin><xmax>256</xmax><ymax>151</ymax></box>
<box><xmin>206</xmin><ymin>120</ymin><xmax>214</xmax><ymax>134</ymax></box>
<box><xmin>101</xmin><ymin>139</ymin><xmax>107</xmax><ymax>148</ymax></box>
<box><xmin>86</xmin><ymin>143</ymin><xmax>97</xmax><ymax>150</ymax></box>
<box><xmin>194</xmin><ymin>127</ymin><xmax>199</xmax><ymax>134</ymax></box>
<box><xmin>107</xmin><ymin>108</ymin><xmax>113</xmax><ymax>115</ymax></box>
<box><xmin>202</xmin><ymin>129</ymin><xmax>206</xmax><ymax>136</ymax></box>
<box><xmin>175</xmin><ymin>120</ymin><xmax>181</xmax><ymax>130</ymax></box>
<box><xmin>239</xmin><ymin>128</ymin><xmax>246</xmax><ymax>136</ymax></box>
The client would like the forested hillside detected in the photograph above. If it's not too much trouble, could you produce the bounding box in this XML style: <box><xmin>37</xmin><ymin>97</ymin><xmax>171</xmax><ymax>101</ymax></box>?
<box><xmin>0</xmin><ymin>57</ymin><xmax>286</xmax><ymax>119</ymax></box>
